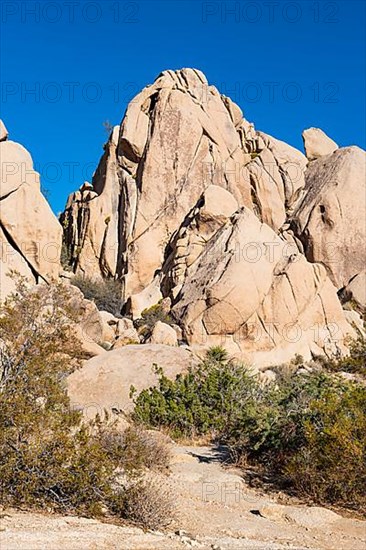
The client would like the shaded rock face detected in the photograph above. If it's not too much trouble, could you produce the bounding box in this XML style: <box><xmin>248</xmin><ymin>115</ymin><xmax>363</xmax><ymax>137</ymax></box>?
<box><xmin>61</xmin><ymin>69</ymin><xmax>363</xmax><ymax>365</ymax></box>
<box><xmin>0</xmin><ymin>123</ymin><xmax>62</xmax><ymax>301</ymax></box>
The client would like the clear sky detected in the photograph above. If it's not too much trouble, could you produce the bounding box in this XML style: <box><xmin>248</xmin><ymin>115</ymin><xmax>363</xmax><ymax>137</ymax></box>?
<box><xmin>1</xmin><ymin>0</ymin><xmax>365</xmax><ymax>213</ymax></box>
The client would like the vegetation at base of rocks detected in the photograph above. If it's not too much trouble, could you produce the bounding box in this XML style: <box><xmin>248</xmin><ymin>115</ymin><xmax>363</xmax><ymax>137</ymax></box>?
<box><xmin>135</xmin><ymin>301</ymin><xmax>174</xmax><ymax>338</ymax></box>
<box><xmin>97</xmin><ymin>426</ymin><xmax>170</xmax><ymax>475</ymax></box>
<box><xmin>0</xmin><ymin>279</ymin><xmax>172</xmax><ymax>529</ymax></box>
<box><xmin>132</xmin><ymin>346</ymin><xmax>366</xmax><ymax>513</ymax></box>
<box><xmin>71</xmin><ymin>274</ymin><xmax>123</xmax><ymax>317</ymax></box>
<box><xmin>321</xmin><ymin>332</ymin><xmax>366</xmax><ymax>376</ymax></box>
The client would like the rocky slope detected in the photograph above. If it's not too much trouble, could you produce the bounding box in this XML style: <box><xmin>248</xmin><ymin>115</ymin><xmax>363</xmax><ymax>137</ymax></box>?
<box><xmin>61</xmin><ymin>68</ymin><xmax>365</xmax><ymax>365</ymax></box>
<box><xmin>0</xmin><ymin>121</ymin><xmax>62</xmax><ymax>301</ymax></box>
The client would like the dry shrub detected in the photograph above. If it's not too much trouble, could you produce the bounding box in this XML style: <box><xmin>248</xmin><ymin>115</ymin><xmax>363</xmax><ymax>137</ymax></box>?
<box><xmin>71</xmin><ymin>274</ymin><xmax>123</xmax><ymax>317</ymax></box>
<box><xmin>99</xmin><ymin>426</ymin><xmax>171</xmax><ymax>474</ymax></box>
<box><xmin>122</xmin><ymin>475</ymin><xmax>175</xmax><ymax>531</ymax></box>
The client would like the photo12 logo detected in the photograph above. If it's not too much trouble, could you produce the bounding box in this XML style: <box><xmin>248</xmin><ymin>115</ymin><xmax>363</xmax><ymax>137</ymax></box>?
<box><xmin>1</xmin><ymin>1</ymin><xmax>140</xmax><ymax>24</ymax></box>
<box><xmin>201</xmin><ymin>1</ymin><xmax>340</xmax><ymax>24</ymax></box>
<box><xmin>1</xmin><ymin>81</ymin><xmax>140</xmax><ymax>104</ymax></box>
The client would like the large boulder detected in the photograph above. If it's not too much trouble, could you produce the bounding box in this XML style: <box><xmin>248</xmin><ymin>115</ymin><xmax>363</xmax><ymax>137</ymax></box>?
<box><xmin>172</xmin><ymin>208</ymin><xmax>353</xmax><ymax>367</ymax></box>
<box><xmin>67</xmin><ymin>344</ymin><xmax>197</xmax><ymax>416</ymax></box>
<box><xmin>302</xmin><ymin>127</ymin><xmax>338</xmax><ymax>160</ymax></box>
<box><xmin>149</xmin><ymin>321</ymin><xmax>178</xmax><ymax>347</ymax></box>
<box><xmin>341</xmin><ymin>270</ymin><xmax>366</xmax><ymax>313</ymax></box>
<box><xmin>0</xmin><ymin>126</ymin><xmax>62</xmax><ymax>301</ymax></box>
<box><xmin>291</xmin><ymin>146</ymin><xmax>366</xmax><ymax>290</ymax></box>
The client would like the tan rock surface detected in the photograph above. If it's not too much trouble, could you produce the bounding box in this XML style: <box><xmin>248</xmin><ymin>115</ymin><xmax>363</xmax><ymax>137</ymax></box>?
<box><xmin>172</xmin><ymin>208</ymin><xmax>352</xmax><ymax>366</ymax></box>
<box><xmin>302</xmin><ymin>127</ymin><xmax>338</xmax><ymax>160</ymax></box>
<box><xmin>63</xmin><ymin>69</ymin><xmax>307</xmax><ymax>299</ymax></box>
<box><xmin>0</xmin><ymin>129</ymin><xmax>62</xmax><ymax>301</ymax></box>
<box><xmin>67</xmin><ymin>344</ymin><xmax>197</xmax><ymax>416</ymax></box>
<box><xmin>291</xmin><ymin>146</ymin><xmax>366</xmax><ymax>289</ymax></box>
<box><xmin>149</xmin><ymin>320</ymin><xmax>178</xmax><ymax>346</ymax></box>
<box><xmin>61</xmin><ymin>70</ymin><xmax>360</xmax><ymax>364</ymax></box>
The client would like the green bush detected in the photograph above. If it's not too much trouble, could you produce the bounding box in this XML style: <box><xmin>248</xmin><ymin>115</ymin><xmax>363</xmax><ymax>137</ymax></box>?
<box><xmin>0</xmin><ymin>279</ymin><xmax>173</xmax><ymax>526</ymax></box>
<box><xmin>132</xmin><ymin>347</ymin><xmax>366</xmax><ymax>512</ymax></box>
<box><xmin>71</xmin><ymin>274</ymin><xmax>123</xmax><ymax>317</ymax></box>
<box><xmin>323</xmin><ymin>332</ymin><xmax>366</xmax><ymax>376</ymax></box>
<box><xmin>286</xmin><ymin>382</ymin><xmax>366</xmax><ymax>511</ymax></box>
<box><xmin>133</xmin><ymin>348</ymin><xmax>259</xmax><ymax>439</ymax></box>
<box><xmin>0</xmin><ymin>279</ymin><xmax>113</xmax><ymax>515</ymax></box>
<box><xmin>139</xmin><ymin>302</ymin><xmax>173</xmax><ymax>328</ymax></box>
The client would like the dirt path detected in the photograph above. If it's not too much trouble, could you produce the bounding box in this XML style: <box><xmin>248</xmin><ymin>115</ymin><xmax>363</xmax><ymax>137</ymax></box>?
<box><xmin>1</xmin><ymin>444</ymin><xmax>365</xmax><ymax>550</ymax></box>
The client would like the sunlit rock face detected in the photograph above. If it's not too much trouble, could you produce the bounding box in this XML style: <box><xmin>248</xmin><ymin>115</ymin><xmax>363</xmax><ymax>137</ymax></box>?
<box><xmin>61</xmin><ymin>69</ymin><xmax>365</xmax><ymax>365</ymax></box>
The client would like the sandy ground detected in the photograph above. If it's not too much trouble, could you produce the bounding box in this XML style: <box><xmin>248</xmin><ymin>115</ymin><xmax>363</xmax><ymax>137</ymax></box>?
<box><xmin>1</xmin><ymin>444</ymin><xmax>365</xmax><ymax>550</ymax></box>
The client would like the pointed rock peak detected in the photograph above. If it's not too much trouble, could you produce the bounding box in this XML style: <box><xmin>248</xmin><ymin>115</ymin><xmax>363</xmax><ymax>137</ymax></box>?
<box><xmin>110</xmin><ymin>125</ymin><xmax>120</xmax><ymax>146</ymax></box>
<box><xmin>302</xmin><ymin>127</ymin><xmax>338</xmax><ymax>161</ymax></box>
<box><xmin>0</xmin><ymin>119</ymin><xmax>8</xmax><ymax>141</ymax></box>
<box><xmin>156</xmin><ymin>67</ymin><xmax>208</xmax><ymax>85</ymax></box>
<box><xmin>153</xmin><ymin>68</ymin><xmax>209</xmax><ymax>100</ymax></box>
<box><xmin>80</xmin><ymin>181</ymin><xmax>93</xmax><ymax>192</ymax></box>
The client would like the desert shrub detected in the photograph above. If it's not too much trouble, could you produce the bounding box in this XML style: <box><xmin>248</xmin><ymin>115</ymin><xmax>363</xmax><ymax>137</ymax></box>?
<box><xmin>0</xmin><ymin>279</ymin><xmax>114</xmax><ymax>515</ymax></box>
<box><xmin>98</xmin><ymin>425</ymin><xmax>170</xmax><ymax>474</ymax></box>
<box><xmin>135</xmin><ymin>301</ymin><xmax>173</xmax><ymax>334</ymax></box>
<box><xmin>118</xmin><ymin>476</ymin><xmax>174</xmax><ymax>531</ymax></box>
<box><xmin>322</xmin><ymin>333</ymin><xmax>366</xmax><ymax>376</ymax></box>
<box><xmin>71</xmin><ymin>274</ymin><xmax>123</xmax><ymax>317</ymax></box>
<box><xmin>0</xmin><ymin>278</ymin><xmax>173</xmax><ymax>526</ymax></box>
<box><xmin>286</xmin><ymin>381</ymin><xmax>366</xmax><ymax>511</ymax></box>
<box><xmin>133</xmin><ymin>348</ymin><xmax>259</xmax><ymax>439</ymax></box>
<box><xmin>132</xmin><ymin>347</ymin><xmax>366</xmax><ymax>511</ymax></box>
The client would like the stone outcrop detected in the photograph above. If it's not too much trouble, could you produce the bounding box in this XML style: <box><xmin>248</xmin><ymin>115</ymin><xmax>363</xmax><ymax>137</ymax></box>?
<box><xmin>62</xmin><ymin>69</ymin><xmax>307</xmax><ymax>299</ymax></box>
<box><xmin>291</xmin><ymin>146</ymin><xmax>366</xmax><ymax>291</ymax></box>
<box><xmin>172</xmin><ymin>208</ymin><xmax>352</xmax><ymax>366</ymax></box>
<box><xmin>0</xmin><ymin>122</ymin><xmax>62</xmax><ymax>301</ymax></box>
<box><xmin>302</xmin><ymin>127</ymin><xmax>338</xmax><ymax>160</ymax></box>
<box><xmin>61</xmin><ymin>69</ymin><xmax>364</xmax><ymax>365</ymax></box>
<box><xmin>149</xmin><ymin>321</ymin><xmax>178</xmax><ymax>346</ymax></box>
<box><xmin>67</xmin><ymin>344</ymin><xmax>197</xmax><ymax>416</ymax></box>
<box><xmin>340</xmin><ymin>270</ymin><xmax>366</xmax><ymax>313</ymax></box>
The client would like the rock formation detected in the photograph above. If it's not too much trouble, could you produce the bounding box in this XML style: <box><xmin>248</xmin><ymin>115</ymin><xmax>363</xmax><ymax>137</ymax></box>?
<box><xmin>59</xmin><ymin>69</ymin><xmax>365</xmax><ymax>364</ymax></box>
<box><xmin>302</xmin><ymin>127</ymin><xmax>338</xmax><ymax>160</ymax></box>
<box><xmin>291</xmin><ymin>146</ymin><xmax>366</xmax><ymax>292</ymax></box>
<box><xmin>172</xmin><ymin>207</ymin><xmax>351</xmax><ymax>365</ymax></box>
<box><xmin>67</xmin><ymin>344</ymin><xmax>197</xmax><ymax>416</ymax></box>
<box><xmin>0</xmin><ymin>123</ymin><xmax>62</xmax><ymax>301</ymax></box>
<box><xmin>62</xmin><ymin>69</ymin><xmax>308</xmax><ymax>295</ymax></box>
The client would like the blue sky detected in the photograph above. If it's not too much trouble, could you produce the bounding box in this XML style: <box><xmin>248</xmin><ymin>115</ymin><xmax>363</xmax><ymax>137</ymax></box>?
<box><xmin>1</xmin><ymin>0</ymin><xmax>365</xmax><ymax>213</ymax></box>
